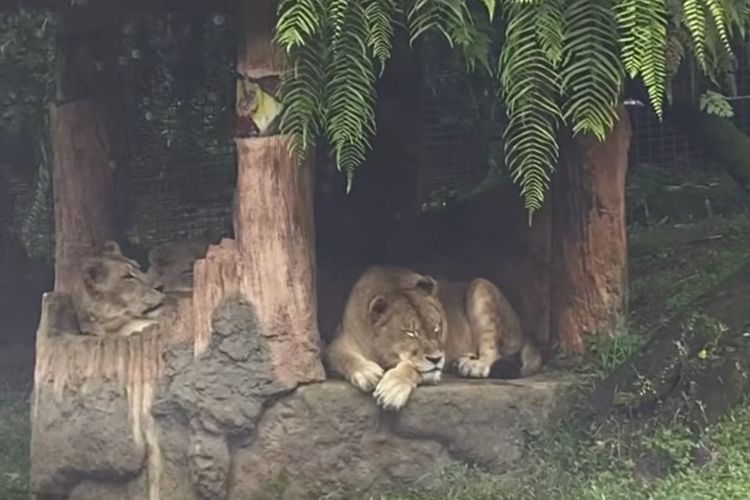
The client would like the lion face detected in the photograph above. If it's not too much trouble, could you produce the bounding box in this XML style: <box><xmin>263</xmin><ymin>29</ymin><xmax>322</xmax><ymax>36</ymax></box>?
<box><xmin>77</xmin><ymin>241</ymin><xmax>165</xmax><ymax>336</ymax></box>
<box><xmin>368</xmin><ymin>279</ymin><xmax>447</xmax><ymax>383</ymax></box>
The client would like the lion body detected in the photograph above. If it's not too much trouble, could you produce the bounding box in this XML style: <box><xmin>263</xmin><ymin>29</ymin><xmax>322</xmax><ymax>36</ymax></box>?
<box><xmin>326</xmin><ymin>266</ymin><xmax>542</xmax><ymax>409</ymax></box>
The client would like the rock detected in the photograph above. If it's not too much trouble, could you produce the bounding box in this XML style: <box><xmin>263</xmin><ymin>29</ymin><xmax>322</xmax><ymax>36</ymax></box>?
<box><xmin>30</xmin><ymin>382</ymin><xmax>146</xmax><ymax>497</ymax></box>
<box><xmin>230</xmin><ymin>374</ymin><xmax>573</xmax><ymax>499</ymax></box>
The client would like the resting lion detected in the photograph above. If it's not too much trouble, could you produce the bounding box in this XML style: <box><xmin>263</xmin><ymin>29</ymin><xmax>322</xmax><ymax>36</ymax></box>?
<box><xmin>145</xmin><ymin>240</ymin><xmax>209</xmax><ymax>294</ymax></box>
<box><xmin>325</xmin><ymin>266</ymin><xmax>542</xmax><ymax>410</ymax></box>
<box><xmin>73</xmin><ymin>241</ymin><xmax>165</xmax><ymax>337</ymax></box>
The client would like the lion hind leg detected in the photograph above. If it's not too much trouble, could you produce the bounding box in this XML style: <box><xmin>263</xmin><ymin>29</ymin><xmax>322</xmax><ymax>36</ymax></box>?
<box><xmin>458</xmin><ymin>279</ymin><xmax>503</xmax><ymax>379</ymax></box>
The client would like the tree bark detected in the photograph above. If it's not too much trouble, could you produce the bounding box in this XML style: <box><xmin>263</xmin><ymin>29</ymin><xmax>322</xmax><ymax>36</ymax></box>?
<box><xmin>189</xmin><ymin>0</ymin><xmax>324</xmax><ymax>385</ymax></box>
<box><xmin>235</xmin><ymin>137</ymin><xmax>324</xmax><ymax>385</ymax></box>
<box><xmin>51</xmin><ymin>99</ymin><xmax>116</xmax><ymax>293</ymax></box>
<box><xmin>551</xmin><ymin>105</ymin><xmax>631</xmax><ymax>353</ymax></box>
<box><xmin>51</xmin><ymin>0</ymin><xmax>123</xmax><ymax>293</ymax></box>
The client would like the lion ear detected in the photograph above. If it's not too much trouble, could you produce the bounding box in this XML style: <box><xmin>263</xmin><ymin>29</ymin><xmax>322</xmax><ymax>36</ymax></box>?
<box><xmin>101</xmin><ymin>240</ymin><xmax>122</xmax><ymax>256</ymax></box>
<box><xmin>368</xmin><ymin>295</ymin><xmax>389</xmax><ymax>324</ymax></box>
<box><xmin>415</xmin><ymin>275</ymin><xmax>438</xmax><ymax>296</ymax></box>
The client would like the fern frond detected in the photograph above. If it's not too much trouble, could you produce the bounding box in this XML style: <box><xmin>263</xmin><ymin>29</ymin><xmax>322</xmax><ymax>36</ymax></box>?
<box><xmin>500</xmin><ymin>1</ymin><xmax>562</xmax><ymax>213</ymax></box>
<box><xmin>275</xmin><ymin>0</ymin><xmax>322</xmax><ymax>49</ymax></box>
<box><xmin>365</xmin><ymin>0</ymin><xmax>396</xmax><ymax>75</ymax></box>
<box><xmin>704</xmin><ymin>0</ymin><xmax>732</xmax><ymax>55</ymax></box>
<box><xmin>616</xmin><ymin>0</ymin><xmax>668</xmax><ymax>116</ymax></box>
<box><xmin>562</xmin><ymin>0</ymin><xmax>623</xmax><ymax>140</ymax></box>
<box><xmin>535</xmin><ymin>0</ymin><xmax>565</xmax><ymax>68</ymax></box>
<box><xmin>325</xmin><ymin>0</ymin><xmax>377</xmax><ymax>189</ymax></box>
<box><xmin>279</xmin><ymin>35</ymin><xmax>326</xmax><ymax>165</ymax></box>
<box><xmin>407</xmin><ymin>0</ymin><xmax>491</xmax><ymax>72</ymax></box>
<box><xmin>682</xmin><ymin>0</ymin><xmax>708</xmax><ymax>68</ymax></box>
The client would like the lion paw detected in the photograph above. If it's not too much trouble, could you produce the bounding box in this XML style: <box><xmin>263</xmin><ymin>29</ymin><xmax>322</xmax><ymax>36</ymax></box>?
<box><xmin>373</xmin><ymin>369</ymin><xmax>415</xmax><ymax>410</ymax></box>
<box><xmin>349</xmin><ymin>361</ymin><xmax>384</xmax><ymax>392</ymax></box>
<box><xmin>457</xmin><ymin>355</ymin><xmax>491</xmax><ymax>378</ymax></box>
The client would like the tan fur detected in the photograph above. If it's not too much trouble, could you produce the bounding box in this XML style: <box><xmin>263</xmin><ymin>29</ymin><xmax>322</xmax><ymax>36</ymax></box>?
<box><xmin>146</xmin><ymin>240</ymin><xmax>209</xmax><ymax>293</ymax></box>
<box><xmin>326</xmin><ymin>266</ymin><xmax>447</xmax><ymax>410</ymax></box>
<box><xmin>73</xmin><ymin>241</ymin><xmax>165</xmax><ymax>337</ymax></box>
<box><xmin>440</xmin><ymin>278</ymin><xmax>542</xmax><ymax>379</ymax></box>
<box><xmin>327</xmin><ymin>267</ymin><xmax>542</xmax><ymax>410</ymax></box>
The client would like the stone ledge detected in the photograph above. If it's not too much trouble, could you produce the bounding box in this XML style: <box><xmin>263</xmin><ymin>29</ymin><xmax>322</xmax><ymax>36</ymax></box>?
<box><xmin>229</xmin><ymin>374</ymin><xmax>574</xmax><ymax>499</ymax></box>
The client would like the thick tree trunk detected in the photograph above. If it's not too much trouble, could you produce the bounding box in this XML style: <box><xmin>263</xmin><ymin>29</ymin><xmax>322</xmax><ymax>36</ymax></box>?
<box><xmin>235</xmin><ymin>137</ymin><xmax>323</xmax><ymax>385</ymax></box>
<box><xmin>50</xmin><ymin>0</ymin><xmax>123</xmax><ymax>293</ymax></box>
<box><xmin>551</xmin><ymin>105</ymin><xmax>631</xmax><ymax>353</ymax></box>
<box><xmin>51</xmin><ymin>99</ymin><xmax>116</xmax><ymax>293</ymax></box>
<box><xmin>191</xmin><ymin>0</ymin><xmax>324</xmax><ymax>385</ymax></box>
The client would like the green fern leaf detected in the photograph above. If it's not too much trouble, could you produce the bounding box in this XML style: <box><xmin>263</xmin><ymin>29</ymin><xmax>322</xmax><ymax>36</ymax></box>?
<box><xmin>682</xmin><ymin>0</ymin><xmax>707</xmax><ymax>68</ymax></box>
<box><xmin>500</xmin><ymin>1</ymin><xmax>562</xmax><ymax>213</ymax></box>
<box><xmin>325</xmin><ymin>0</ymin><xmax>377</xmax><ymax>181</ymax></box>
<box><xmin>365</xmin><ymin>0</ymin><xmax>395</xmax><ymax>75</ymax></box>
<box><xmin>562</xmin><ymin>0</ymin><xmax>623</xmax><ymax>140</ymax></box>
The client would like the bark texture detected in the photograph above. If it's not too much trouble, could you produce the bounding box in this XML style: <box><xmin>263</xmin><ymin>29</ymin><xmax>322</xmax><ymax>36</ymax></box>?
<box><xmin>551</xmin><ymin>105</ymin><xmax>631</xmax><ymax>352</ymax></box>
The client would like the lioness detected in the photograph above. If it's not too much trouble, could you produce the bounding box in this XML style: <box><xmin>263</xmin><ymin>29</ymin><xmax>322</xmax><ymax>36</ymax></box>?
<box><xmin>326</xmin><ymin>266</ymin><xmax>542</xmax><ymax>410</ymax></box>
<box><xmin>73</xmin><ymin>241</ymin><xmax>165</xmax><ymax>337</ymax></box>
<box><xmin>145</xmin><ymin>240</ymin><xmax>209</xmax><ymax>293</ymax></box>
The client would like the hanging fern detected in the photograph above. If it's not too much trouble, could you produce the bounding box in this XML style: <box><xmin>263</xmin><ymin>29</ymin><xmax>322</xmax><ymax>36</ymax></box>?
<box><xmin>616</xmin><ymin>0</ymin><xmax>668</xmax><ymax>116</ymax></box>
<box><xmin>499</xmin><ymin>0</ymin><xmax>562</xmax><ymax>212</ymax></box>
<box><xmin>561</xmin><ymin>0</ymin><xmax>623</xmax><ymax>141</ymax></box>
<box><xmin>275</xmin><ymin>0</ymin><xmax>743</xmax><ymax>216</ymax></box>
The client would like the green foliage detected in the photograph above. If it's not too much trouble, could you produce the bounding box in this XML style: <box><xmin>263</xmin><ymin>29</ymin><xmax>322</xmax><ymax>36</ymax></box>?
<box><xmin>583</xmin><ymin>332</ymin><xmax>648</xmax><ymax>375</ymax></box>
<box><xmin>499</xmin><ymin>0</ymin><xmax>562</xmax><ymax>212</ymax></box>
<box><xmin>700</xmin><ymin>88</ymin><xmax>734</xmax><ymax>116</ymax></box>
<box><xmin>0</xmin><ymin>8</ymin><xmax>55</xmax><ymax>137</ymax></box>
<box><xmin>616</xmin><ymin>0</ymin><xmax>668</xmax><ymax>116</ymax></box>
<box><xmin>276</xmin><ymin>0</ymin><xmax>743</xmax><ymax>216</ymax></box>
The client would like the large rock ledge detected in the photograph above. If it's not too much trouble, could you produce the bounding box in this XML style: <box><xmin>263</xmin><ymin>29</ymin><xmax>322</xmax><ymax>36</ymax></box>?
<box><xmin>53</xmin><ymin>376</ymin><xmax>573</xmax><ymax>500</ymax></box>
<box><xmin>229</xmin><ymin>375</ymin><xmax>573</xmax><ymax>499</ymax></box>
<box><xmin>31</xmin><ymin>298</ymin><xmax>574</xmax><ymax>500</ymax></box>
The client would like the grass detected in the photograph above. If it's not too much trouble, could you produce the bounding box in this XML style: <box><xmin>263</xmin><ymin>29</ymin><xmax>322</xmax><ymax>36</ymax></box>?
<box><xmin>0</xmin><ymin>341</ymin><xmax>32</xmax><ymax>500</ymax></box>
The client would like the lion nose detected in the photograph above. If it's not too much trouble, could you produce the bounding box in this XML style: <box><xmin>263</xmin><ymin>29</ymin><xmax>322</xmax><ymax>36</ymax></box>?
<box><xmin>426</xmin><ymin>355</ymin><xmax>443</xmax><ymax>365</ymax></box>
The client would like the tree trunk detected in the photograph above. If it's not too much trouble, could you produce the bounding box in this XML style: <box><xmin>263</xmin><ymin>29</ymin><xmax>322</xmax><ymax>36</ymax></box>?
<box><xmin>51</xmin><ymin>99</ymin><xmax>116</xmax><ymax>293</ymax></box>
<box><xmin>551</xmin><ymin>105</ymin><xmax>631</xmax><ymax>353</ymax></box>
<box><xmin>190</xmin><ymin>0</ymin><xmax>325</xmax><ymax>385</ymax></box>
<box><xmin>51</xmin><ymin>0</ymin><xmax>123</xmax><ymax>293</ymax></box>
<box><xmin>235</xmin><ymin>137</ymin><xmax>323</xmax><ymax>385</ymax></box>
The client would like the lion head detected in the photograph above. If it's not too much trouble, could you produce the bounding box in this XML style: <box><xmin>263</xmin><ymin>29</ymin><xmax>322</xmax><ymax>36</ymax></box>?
<box><xmin>75</xmin><ymin>241</ymin><xmax>165</xmax><ymax>336</ymax></box>
<box><xmin>146</xmin><ymin>240</ymin><xmax>208</xmax><ymax>293</ymax></box>
<box><xmin>367</xmin><ymin>277</ymin><xmax>447</xmax><ymax>383</ymax></box>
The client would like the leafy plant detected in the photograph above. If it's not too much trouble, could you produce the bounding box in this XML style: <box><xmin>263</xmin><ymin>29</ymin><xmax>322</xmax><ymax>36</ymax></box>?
<box><xmin>275</xmin><ymin>0</ymin><xmax>746</xmax><ymax>216</ymax></box>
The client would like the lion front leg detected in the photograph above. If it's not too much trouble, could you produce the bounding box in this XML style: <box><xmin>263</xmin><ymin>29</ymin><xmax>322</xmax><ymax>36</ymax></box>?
<box><xmin>326</xmin><ymin>336</ymin><xmax>384</xmax><ymax>392</ymax></box>
<box><xmin>458</xmin><ymin>278</ymin><xmax>502</xmax><ymax>379</ymax></box>
<box><xmin>373</xmin><ymin>361</ymin><xmax>420</xmax><ymax>410</ymax></box>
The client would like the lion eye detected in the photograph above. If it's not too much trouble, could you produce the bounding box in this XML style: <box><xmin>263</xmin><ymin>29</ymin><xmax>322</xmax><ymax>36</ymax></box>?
<box><xmin>123</xmin><ymin>273</ymin><xmax>136</xmax><ymax>280</ymax></box>
<box><xmin>433</xmin><ymin>325</ymin><xmax>440</xmax><ymax>333</ymax></box>
<box><xmin>404</xmin><ymin>330</ymin><xmax>418</xmax><ymax>338</ymax></box>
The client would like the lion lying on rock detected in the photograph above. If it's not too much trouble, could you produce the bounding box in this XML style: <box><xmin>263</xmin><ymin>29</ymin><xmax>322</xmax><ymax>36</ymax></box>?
<box><xmin>326</xmin><ymin>266</ymin><xmax>542</xmax><ymax>410</ymax></box>
<box><xmin>72</xmin><ymin>241</ymin><xmax>165</xmax><ymax>337</ymax></box>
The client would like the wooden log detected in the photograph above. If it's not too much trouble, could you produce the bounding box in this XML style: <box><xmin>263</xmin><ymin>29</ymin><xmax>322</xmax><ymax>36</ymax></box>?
<box><xmin>551</xmin><ymin>105</ymin><xmax>631</xmax><ymax>353</ymax></box>
<box><xmin>192</xmin><ymin>238</ymin><xmax>240</xmax><ymax>355</ymax></box>
<box><xmin>235</xmin><ymin>137</ymin><xmax>325</xmax><ymax>385</ymax></box>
